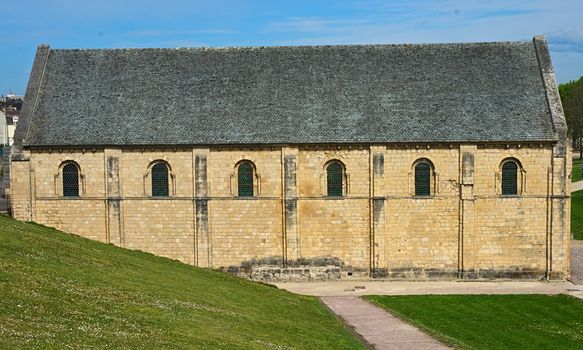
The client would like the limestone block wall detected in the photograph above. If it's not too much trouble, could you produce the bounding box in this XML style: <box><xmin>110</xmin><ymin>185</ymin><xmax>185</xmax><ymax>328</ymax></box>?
<box><xmin>297</xmin><ymin>147</ymin><xmax>371</xmax><ymax>197</ymax></box>
<box><xmin>206</xmin><ymin>147</ymin><xmax>282</xmax><ymax>198</ymax></box>
<box><xmin>28</xmin><ymin>149</ymin><xmax>108</xmax><ymax>242</ymax></box>
<box><xmin>10</xmin><ymin>156</ymin><xmax>32</xmax><ymax>221</ymax></box>
<box><xmin>297</xmin><ymin>147</ymin><xmax>371</xmax><ymax>273</ymax></box>
<box><xmin>465</xmin><ymin>145</ymin><xmax>560</xmax><ymax>278</ymax></box>
<box><xmin>119</xmin><ymin>149</ymin><xmax>194</xmax><ymax>198</ymax></box>
<box><xmin>550</xmin><ymin>154</ymin><xmax>570</xmax><ymax>278</ymax></box>
<box><xmin>9</xmin><ymin>142</ymin><xmax>570</xmax><ymax>280</ymax></box>
<box><xmin>122</xmin><ymin>199</ymin><xmax>195</xmax><ymax>264</ymax></box>
<box><xmin>385</xmin><ymin>197</ymin><xmax>459</xmax><ymax>277</ymax></box>
<box><xmin>117</xmin><ymin>149</ymin><xmax>196</xmax><ymax>262</ymax></box>
<box><xmin>33</xmin><ymin>199</ymin><xmax>106</xmax><ymax>242</ymax></box>
<box><xmin>204</xmin><ymin>147</ymin><xmax>284</xmax><ymax>268</ymax></box>
<box><xmin>298</xmin><ymin>198</ymin><xmax>370</xmax><ymax>271</ymax></box>
<box><xmin>382</xmin><ymin>146</ymin><xmax>460</xmax><ymax>278</ymax></box>
<box><xmin>472</xmin><ymin>198</ymin><xmax>547</xmax><ymax>275</ymax></box>
<box><xmin>32</xmin><ymin>149</ymin><xmax>106</xmax><ymax>198</ymax></box>
<box><xmin>208</xmin><ymin>199</ymin><xmax>283</xmax><ymax>267</ymax></box>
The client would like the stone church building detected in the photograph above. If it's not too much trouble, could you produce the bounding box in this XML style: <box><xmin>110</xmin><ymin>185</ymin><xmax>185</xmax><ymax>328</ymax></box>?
<box><xmin>8</xmin><ymin>36</ymin><xmax>571</xmax><ymax>280</ymax></box>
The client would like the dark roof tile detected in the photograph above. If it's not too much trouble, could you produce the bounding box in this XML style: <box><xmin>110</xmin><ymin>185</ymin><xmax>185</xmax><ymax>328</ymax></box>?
<box><xmin>23</xmin><ymin>41</ymin><xmax>557</xmax><ymax>146</ymax></box>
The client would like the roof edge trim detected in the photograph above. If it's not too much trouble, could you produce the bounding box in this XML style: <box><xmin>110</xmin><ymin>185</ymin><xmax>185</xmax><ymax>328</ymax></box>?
<box><xmin>13</xmin><ymin>44</ymin><xmax>50</xmax><ymax>159</ymax></box>
<box><xmin>44</xmin><ymin>40</ymin><xmax>533</xmax><ymax>52</ymax></box>
<box><xmin>22</xmin><ymin>140</ymin><xmax>559</xmax><ymax>149</ymax></box>
<box><xmin>533</xmin><ymin>36</ymin><xmax>568</xmax><ymax>157</ymax></box>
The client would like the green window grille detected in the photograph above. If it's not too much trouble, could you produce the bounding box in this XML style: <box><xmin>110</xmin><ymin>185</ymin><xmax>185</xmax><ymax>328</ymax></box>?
<box><xmin>415</xmin><ymin>162</ymin><xmax>431</xmax><ymax>196</ymax></box>
<box><xmin>152</xmin><ymin>163</ymin><xmax>169</xmax><ymax>197</ymax></box>
<box><xmin>502</xmin><ymin>161</ymin><xmax>518</xmax><ymax>195</ymax></box>
<box><xmin>238</xmin><ymin>162</ymin><xmax>254</xmax><ymax>197</ymax></box>
<box><xmin>63</xmin><ymin>163</ymin><xmax>79</xmax><ymax>197</ymax></box>
<box><xmin>327</xmin><ymin>162</ymin><xmax>343</xmax><ymax>197</ymax></box>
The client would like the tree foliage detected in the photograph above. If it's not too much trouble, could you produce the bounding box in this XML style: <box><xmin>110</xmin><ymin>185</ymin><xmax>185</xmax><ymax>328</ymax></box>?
<box><xmin>559</xmin><ymin>76</ymin><xmax>583</xmax><ymax>157</ymax></box>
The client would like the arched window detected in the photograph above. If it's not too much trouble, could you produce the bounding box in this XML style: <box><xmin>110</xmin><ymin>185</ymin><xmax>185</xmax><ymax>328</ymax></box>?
<box><xmin>326</xmin><ymin>161</ymin><xmax>344</xmax><ymax>197</ymax></box>
<box><xmin>501</xmin><ymin>160</ymin><xmax>519</xmax><ymax>195</ymax></box>
<box><xmin>414</xmin><ymin>161</ymin><xmax>432</xmax><ymax>196</ymax></box>
<box><xmin>63</xmin><ymin>163</ymin><xmax>79</xmax><ymax>197</ymax></box>
<box><xmin>151</xmin><ymin>162</ymin><xmax>169</xmax><ymax>197</ymax></box>
<box><xmin>238</xmin><ymin>162</ymin><xmax>254</xmax><ymax>197</ymax></box>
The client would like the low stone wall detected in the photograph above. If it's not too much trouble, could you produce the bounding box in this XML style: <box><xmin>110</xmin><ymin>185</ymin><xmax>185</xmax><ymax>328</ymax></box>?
<box><xmin>249</xmin><ymin>265</ymin><xmax>341</xmax><ymax>282</ymax></box>
<box><xmin>246</xmin><ymin>266</ymin><xmax>554</xmax><ymax>282</ymax></box>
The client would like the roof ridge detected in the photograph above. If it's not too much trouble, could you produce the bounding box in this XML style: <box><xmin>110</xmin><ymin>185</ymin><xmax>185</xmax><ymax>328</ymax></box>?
<box><xmin>46</xmin><ymin>40</ymin><xmax>533</xmax><ymax>52</ymax></box>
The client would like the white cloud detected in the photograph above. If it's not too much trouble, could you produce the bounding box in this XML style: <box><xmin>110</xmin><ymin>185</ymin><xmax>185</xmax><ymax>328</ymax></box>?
<box><xmin>547</xmin><ymin>27</ymin><xmax>583</xmax><ymax>53</ymax></box>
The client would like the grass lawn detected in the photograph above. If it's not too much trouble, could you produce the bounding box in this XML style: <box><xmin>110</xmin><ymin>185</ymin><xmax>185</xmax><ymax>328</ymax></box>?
<box><xmin>573</xmin><ymin>190</ymin><xmax>583</xmax><ymax>240</ymax></box>
<box><xmin>574</xmin><ymin>159</ymin><xmax>583</xmax><ymax>182</ymax></box>
<box><xmin>0</xmin><ymin>215</ymin><xmax>365</xmax><ymax>350</ymax></box>
<box><xmin>365</xmin><ymin>294</ymin><xmax>583</xmax><ymax>350</ymax></box>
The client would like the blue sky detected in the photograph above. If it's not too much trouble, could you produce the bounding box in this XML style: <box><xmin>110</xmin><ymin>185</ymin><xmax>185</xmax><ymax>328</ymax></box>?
<box><xmin>1</xmin><ymin>0</ymin><xmax>582</xmax><ymax>94</ymax></box>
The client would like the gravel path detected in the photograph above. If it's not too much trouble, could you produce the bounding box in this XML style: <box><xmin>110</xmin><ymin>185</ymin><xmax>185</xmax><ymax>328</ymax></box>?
<box><xmin>321</xmin><ymin>296</ymin><xmax>450</xmax><ymax>350</ymax></box>
<box><xmin>570</xmin><ymin>240</ymin><xmax>583</xmax><ymax>284</ymax></box>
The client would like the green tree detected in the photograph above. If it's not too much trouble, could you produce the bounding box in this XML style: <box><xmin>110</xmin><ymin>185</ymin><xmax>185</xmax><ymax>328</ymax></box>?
<box><xmin>559</xmin><ymin>77</ymin><xmax>583</xmax><ymax>158</ymax></box>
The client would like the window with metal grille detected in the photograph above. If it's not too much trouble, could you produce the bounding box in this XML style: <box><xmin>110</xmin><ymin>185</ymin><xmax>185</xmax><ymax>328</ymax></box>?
<box><xmin>415</xmin><ymin>162</ymin><xmax>431</xmax><ymax>196</ymax></box>
<box><xmin>238</xmin><ymin>162</ymin><xmax>254</xmax><ymax>197</ymax></box>
<box><xmin>152</xmin><ymin>163</ymin><xmax>169</xmax><ymax>197</ymax></box>
<box><xmin>63</xmin><ymin>163</ymin><xmax>79</xmax><ymax>197</ymax></box>
<box><xmin>327</xmin><ymin>162</ymin><xmax>343</xmax><ymax>197</ymax></box>
<box><xmin>502</xmin><ymin>161</ymin><xmax>518</xmax><ymax>195</ymax></box>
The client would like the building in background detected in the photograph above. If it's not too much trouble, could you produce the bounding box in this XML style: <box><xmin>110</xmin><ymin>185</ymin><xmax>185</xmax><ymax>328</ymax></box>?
<box><xmin>2</xmin><ymin>107</ymin><xmax>19</xmax><ymax>146</ymax></box>
<box><xmin>1</xmin><ymin>94</ymin><xmax>22</xmax><ymax>146</ymax></box>
<box><xmin>0</xmin><ymin>110</ymin><xmax>6</xmax><ymax>146</ymax></box>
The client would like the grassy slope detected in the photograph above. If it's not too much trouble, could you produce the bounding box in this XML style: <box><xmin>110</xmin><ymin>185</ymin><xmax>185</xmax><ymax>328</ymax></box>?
<box><xmin>365</xmin><ymin>295</ymin><xmax>583</xmax><ymax>350</ymax></box>
<box><xmin>573</xmin><ymin>190</ymin><xmax>583</xmax><ymax>240</ymax></box>
<box><xmin>0</xmin><ymin>215</ymin><xmax>364</xmax><ymax>350</ymax></box>
<box><xmin>573</xmin><ymin>159</ymin><xmax>582</xmax><ymax>182</ymax></box>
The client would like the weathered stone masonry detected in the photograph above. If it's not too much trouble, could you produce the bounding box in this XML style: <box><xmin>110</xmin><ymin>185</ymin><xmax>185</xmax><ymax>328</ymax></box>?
<box><xmin>8</xmin><ymin>37</ymin><xmax>571</xmax><ymax>280</ymax></box>
<box><xmin>10</xmin><ymin>142</ymin><xmax>571</xmax><ymax>280</ymax></box>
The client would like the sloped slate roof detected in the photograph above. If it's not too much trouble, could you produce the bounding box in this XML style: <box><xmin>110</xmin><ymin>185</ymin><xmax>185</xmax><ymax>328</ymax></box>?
<box><xmin>23</xmin><ymin>40</ymin><xmax>557</xmax><ymax>146</ymax></box>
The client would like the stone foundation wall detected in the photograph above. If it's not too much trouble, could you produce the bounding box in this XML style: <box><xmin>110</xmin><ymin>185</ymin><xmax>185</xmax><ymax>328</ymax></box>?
<box><xmin>249</xmin><ymin>266</ymin><xmax>342</xmax><ymax>282</ymax></box>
